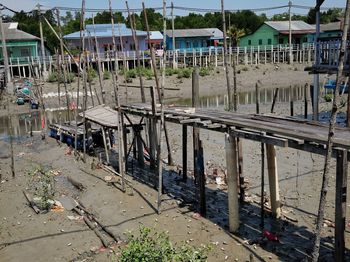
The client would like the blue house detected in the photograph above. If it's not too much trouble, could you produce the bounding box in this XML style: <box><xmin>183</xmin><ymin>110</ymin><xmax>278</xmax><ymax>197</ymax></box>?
<box><xmin>64</xmin><ymin>24</ymin><xmax>148</xmax><ymax>53</ymax></box>
<box><xmin>319</xmin><ymin>19</ymin><xmax>343</xmax><ymax>41</ymax></box>
<box><xmin>166</xmin><ymin>28</ymin><xmax>223</xmax><ymax>51</ymax></box>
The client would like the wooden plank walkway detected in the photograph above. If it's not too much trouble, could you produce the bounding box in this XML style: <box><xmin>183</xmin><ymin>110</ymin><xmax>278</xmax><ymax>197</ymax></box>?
<box><xmin>121</xmin><ymin>103</ymin><xmax>350</xmax><ymax>152</ymax></box>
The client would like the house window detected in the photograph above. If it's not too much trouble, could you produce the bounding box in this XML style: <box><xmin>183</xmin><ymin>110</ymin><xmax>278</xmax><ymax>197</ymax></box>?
<box><xmin>186</xmin><ymin>41</ymin><xmax>191</xmax><ymax>49</ymax></box>
<box><xmin>20</xmin><ymin>48</ymin><xmax>30</xmax><ymax>57</ymax></box>
<box><xmin>193</xmin><ymin>41</ymin><xmax>198</xmax><ymax>48</ymax></box>
<box><xmin>268</xmin><ymin>39</ymin><xmax>272</xmax><ymax>45</ymax></box>
<box><xmin>175</xmin><ymin>41</ymin><xmax>181</xmax><ymax>49</ymax></box>
<box><xmin>202</xmin><ymin>40</ymin><xmax>207</xmax><ymax>47</ymax></box>
<box><xmin>130</xmin><ymin>44</ymin><xmax>136</xmax><ymax>51</ymax></box>
<box><xmin>258</xmin><ymin>39</ymin><xmax>263</xmax><ymax>45</ymax></box>
<box><xmin>279</xmin><ymin>38</ymin><xmax>284</xmax><ymax>44</ymax></box>
<box><xmin>248</xmin><ymin>40</ymin><xmax>251</xmax><ymax>45</ymax></box>
<box><xmin>116</xmin><ymin>44</ymin><xmax>122</xmax><ymax>51</ymax></box>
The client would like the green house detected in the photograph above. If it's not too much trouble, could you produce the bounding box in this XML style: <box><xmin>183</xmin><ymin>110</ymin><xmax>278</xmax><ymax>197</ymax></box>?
<box><xmin>239</xmin><ymin>21</ymin><xmax>315</xmax><ymax>48</ymax></box>
<box><xmin>0</xmin><ymin>22</ymin><xmax>40</xmax><ymax>64</ymax></box>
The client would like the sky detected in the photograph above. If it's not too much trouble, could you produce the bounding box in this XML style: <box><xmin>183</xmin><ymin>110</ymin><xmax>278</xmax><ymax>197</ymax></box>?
<box><xmin>0</xmin><ymin>0</ymin><xmax>347</xmax><ymax>16</ymax></box>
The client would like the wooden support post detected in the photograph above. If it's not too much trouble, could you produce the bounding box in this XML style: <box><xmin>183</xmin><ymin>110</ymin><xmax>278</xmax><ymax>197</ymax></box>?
<box><xmin>304</xmin><ymin>83</ymin><xmax>309</xmax><ymax>119</ymax></box>
<box><xmin>271</xmin><ymin>88</ymin><xmax>279</xmax><ymax>113</ymax></box>
<box><xmin>290</xmin><ymin>85</ymin><xmax>294</xmax><ymax>116</ymax></box>
<box><xmin>197</xmin><ymin>139</ymin><xmax>206</xmax><ymax>216</ymax></box>
<box><xmin>237</xmin><ymin>139</ymin><xmax>244</xmax><ymax>203</ymax></box>
<box><xmin>101</xmin><ymin>127</ymin><xmax>110</xmax><ymax>164</ymax></box>
<box><xmin>182</xmin><ymin>125</ymin><xmax>187</xmax><ymax>181</ymax></box>
<box><xmin>255</xmin><ymin>83</ymin><xmax>260</xmax><ymax>114</ymax></box>
<box><xmin>135</xmin><ymin>126</ymin><xmax>144</xmax><ymax>167</ymax></box>
<box><xmin>335</xmin><ymin>149</ymin><xmax>348</xmax><ymax>262</ymax></box>
<box><xmin>192</xmin><ymin>67</ymin><xmax>200</xmax><ymax>184</ymax></box>
<box><xmin>225</xmin><ymin>133</ymin><xmax>239</xmax><ymax>232</ymax></box>
<box><xmin>266</xmin><ymin>144</ymin><xmax>281</xmax><ymax>218</ymax></box>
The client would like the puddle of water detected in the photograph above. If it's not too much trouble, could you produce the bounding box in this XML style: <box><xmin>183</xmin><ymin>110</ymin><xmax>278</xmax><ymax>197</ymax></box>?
<box><xmin>0</xmin><ymin>109</ymin><xmax>74</xmax><ymax>139</ymax></box>
<box><xmin>167</xmin><ymin>85</ymin><xmax>305</xmax><ymax>109</ymax></box>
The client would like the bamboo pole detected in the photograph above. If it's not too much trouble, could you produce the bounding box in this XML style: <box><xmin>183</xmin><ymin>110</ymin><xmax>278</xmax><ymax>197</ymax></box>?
<box><xmin>126</xmin><ymin>2</ymin><xmax>145</xmax><ymax>103</ymax></box>
<box><xmin>37</xmin><ymin>4</ymin><xmax>47</xmax><ymax>78</ymax></box>
<box><xmin>311</xmin><ymin>1</ymin><xmax>350</xmax><ymax>260</ymax></box>
<box><xmin>6</xmin><ymin>96</ymin><xmax>15</xmax><ymax>178</ymax></box>
<box><xmin>92</xmin><ymin>14</ymin><xmax>105</xmax><ymax>104</ymax></box>
<box><xmin>109</xmin><ymin>0</ymin><xmax>126</xmax><ymax>192</ymax></box>
<box><xmin>81</xmin><ymin>0</ymin><xmax>88</xmax><ymax>162</ymax></box>
<box><xmin>56</xmin><ymin>9</ymin><xmax>71</xmax><ymax>119</ymax></box>
<box><xmin>221</xmin><ymin>0</ymin><xmax>232</xmax><ymax>111</ymax></box>
<box><xmin>0</xmin><ymin>7</ymin><xmax>11</xmax><ymax>85</ymax></box>
<box><xmin>171</xmin><ymin>2</ymin><xmax>177</xmax><ymax>69</ymax></box>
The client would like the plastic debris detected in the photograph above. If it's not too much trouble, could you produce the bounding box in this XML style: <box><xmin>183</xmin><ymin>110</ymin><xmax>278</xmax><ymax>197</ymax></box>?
<box><xmin>263</xmin><ymin>230</ymin><xmax>279</xmax><ymax>241</ymax></box>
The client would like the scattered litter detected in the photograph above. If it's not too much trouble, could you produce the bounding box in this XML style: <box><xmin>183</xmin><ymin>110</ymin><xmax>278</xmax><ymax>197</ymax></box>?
<box><xmin>49</xmin><ymin>170</ymin><xmax>62</xmax><ymax>176</ymax></box>
<box><xmin>67</xmin><ymin>243</ymin><xmax>72</xmax><ymax>246</ymax></box>
<box><xmin>67</xmin><ymin>215</ymin><xmax>83</xmax><ymax>221</ymax></box>
<box><xmin>17</xmin><ymin>152</ymin><xmax>25</xmax><ymax>157</ymax></box>
<box><xmin>51</xmin><ymin>200</ymin><xmax>64</xmax><ymax>212</ymax></box>
<box><xmin>263</xmin><ymin>230</ymin><xmax>279</xmax><ymax>242</ymax></box>
<box><xmin>192</xmin><ymin>213</ymin><xmax>201</xmax><ymax>220</ymax></box>
<box><xmin>65</xmin><ymin>147</ymin><xmax>72</xmax><ymax>156</ymax></box>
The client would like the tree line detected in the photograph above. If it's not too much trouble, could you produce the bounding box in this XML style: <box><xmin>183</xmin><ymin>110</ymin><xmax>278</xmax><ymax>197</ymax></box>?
<box><xmin>5</xmin><ymin>7</ymin><xmax>344</xmax><ymax>52</ymax></box>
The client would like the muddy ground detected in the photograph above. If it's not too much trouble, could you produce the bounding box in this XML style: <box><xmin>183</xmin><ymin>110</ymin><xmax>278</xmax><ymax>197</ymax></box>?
<box><xmin>0</xmin><ymin>63</ymin><xmax>350</xmax><ymax>261</ymax></box>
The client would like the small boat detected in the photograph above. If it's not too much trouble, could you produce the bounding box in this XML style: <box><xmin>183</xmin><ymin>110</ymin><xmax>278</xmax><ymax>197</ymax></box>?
<box><xmin>324</xmin><ymin>79</ymin><xmax>348</xmax><ymax>94</ymax></box>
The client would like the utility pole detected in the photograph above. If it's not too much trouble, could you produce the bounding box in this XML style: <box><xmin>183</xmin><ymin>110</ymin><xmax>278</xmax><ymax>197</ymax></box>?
<box><xmin>0</xmin><ymin>5</ymin><xmax>11</xmax><ymax>86</ymax></box>
<box><xmin>37</xmin><ymin>4</ymin><xmax>48</xmax><ymax>79</ymax></box>
<box><xmin>288</xmin><ymin>1</ymin><xmax>293</xmax><ymax>64</ymax></box>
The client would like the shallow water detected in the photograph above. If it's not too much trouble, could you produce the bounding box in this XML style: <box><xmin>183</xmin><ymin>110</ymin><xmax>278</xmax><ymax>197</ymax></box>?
<box><xmin>167</xmin><ymin>85</ymin><xmax>305</xmax><ymax>109</ymax></box>
<box><xmin>0</xmin><ymin>109</ymin><xmax>73</xmax><ymax>140</ymax></box>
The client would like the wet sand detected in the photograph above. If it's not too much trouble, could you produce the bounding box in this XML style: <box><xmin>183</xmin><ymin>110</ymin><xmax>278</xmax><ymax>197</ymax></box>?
<box><xmin>0</xmin><ymin>63</ymin><xmax>349</xmax><ymax>261</ymax></box>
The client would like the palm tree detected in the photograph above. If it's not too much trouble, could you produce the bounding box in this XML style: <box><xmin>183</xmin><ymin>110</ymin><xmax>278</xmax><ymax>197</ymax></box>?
<box><xmin>227</xmin><ymin>25</ymin><xmax>245</xmax><ymax>47</ymax></box>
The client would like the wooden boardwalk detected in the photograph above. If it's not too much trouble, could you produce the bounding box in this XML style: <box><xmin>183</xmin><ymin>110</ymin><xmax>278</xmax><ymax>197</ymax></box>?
<box><xmin>121</xmin><ymin>103</ymin><xmax>350</xmax><ymax>153</ymax></box>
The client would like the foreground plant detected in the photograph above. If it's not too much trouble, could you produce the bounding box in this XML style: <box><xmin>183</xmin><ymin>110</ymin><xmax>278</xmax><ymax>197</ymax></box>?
<box><xmin>119</xmin><ymin>226</ymin><xmax>211</xmax><ymax>262</ymax></box>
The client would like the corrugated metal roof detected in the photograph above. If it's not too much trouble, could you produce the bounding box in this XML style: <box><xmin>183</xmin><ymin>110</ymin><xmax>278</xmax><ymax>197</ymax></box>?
<box><xmin>167</xmin><ymin>28</ymin><xmax>212</xmax><ymax>38</ymax></box>
<box><xmin>148</xmin><ymin>31</ymin><xmax>163</xmax><ymax>40</ymax></box>
<box><xmin>64</xmin><ymin>23</ymin><xmax>147</xmax><ymax>39</ymax></box>
<box><xmin>265</xmin><ymin>21</ymin><xmax>315</xmax><ymax>32</ymax></box>
<box><xmin>320</xmin><ymin>21</ymin><xmax>342</xmax><ymax>32</ymax></box>
<box><xmin>0</xmin><ymin>23</ymin><xmax>39</xmax><ymax>41</ymax></box>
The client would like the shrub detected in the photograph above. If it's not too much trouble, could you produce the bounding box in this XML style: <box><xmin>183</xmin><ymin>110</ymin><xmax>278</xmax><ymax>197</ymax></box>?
<box><xmin>199</xmin><ymin>67</ymin><xmax>211</xmax><ymax>77</ymax></box>
<box><xmin>47</xmin><ymin>72</ymin><xmax>58</xmax><ymax>82</ymax></box>
<box><xmin>324</xmin><ymin>94</ymin><xmax>333</xmax><ymax>102</ymax></box>
<box><xmin>87</xmin><ymin>68</ymin><xmax>97</xmax><ymax>82</ymax></box>
<box><xmin>126</xmin><ymin>69</ymin><xmax>137</xmax><ymax>79</ymax></box>
<box><xmin>144</xmin><ymin>69</ymin><xmax>153</xmax><ymax>80</ymax></box>
<box><xmin>60</xmin><ymin>72</ymin><xmax>75</xmax><ymax>83</ymax></box>
<box><xmin>119</xmin><ymin>226</ymin><xmax>211</xmax><ymax>262</ymax></box>
<box><xmin>103</xmin><ymin>70</ymin><xmax>111</xmax><ymax>80</ymax></box>
<box><xmin>182</xmin><ymin>68</ymin><xmax>192</xmax><ymax>78</ymax></box>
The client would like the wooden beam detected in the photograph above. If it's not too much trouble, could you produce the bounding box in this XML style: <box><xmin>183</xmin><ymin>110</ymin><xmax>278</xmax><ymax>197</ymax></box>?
<box><xmin>225</xmin><ymin>133</ymin><xmax>239</xmax><ymax>232</ymax></box>
<box><xmin>335</xmin><ymin>149</ymin><xmax>348</xmax><ymax>262</ymax></box>
<box><xmin>197</xmin><ymin>140</ymin><xmax>206</xmax><ymax>216</ymax></box>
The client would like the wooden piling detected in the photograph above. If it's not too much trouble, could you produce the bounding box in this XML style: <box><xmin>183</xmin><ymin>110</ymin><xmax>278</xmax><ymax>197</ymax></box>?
<box><xmin>102</xmin><ymin>127</ymin><xmax>110</xmax><ymax>164</ymax></box>
<box><xmin>335</xmin><ymin>149</ymin><xmax>348</xmax><ymax>262</ymax></box>
<box><xmin>255</xmin><ymin>83</ymin><xmax>260</xmax><ymax>114</ymax></box>
<box><xmin>271</xmin><ymin>88</ymin><xmax>279</xmax><ymax>113</ymax></box>
<box><xmin>225</xmin><ymin>133</ymin><xmax>239</xmax><ymax>232</ymax></box>
<box><xmin>182</xmin><ymin>125</ymin><xmax>188</xmax><ymax>181</ymax></box>
<box><xmin>266</xmin><ymin>144</ymin><xmax>281</xmax><ymax>218</ymax></box>
<box><xmin>197</xmin><ymin>140</ymin><xmax>206</xmax><ymax>216</ymax></box>
<box><xmin>192</xmin><ymin>67</ymin><xmax>200</xmax><ymax>184</ymax></box>
<box><xmin>290</xmin><ymin>85</ymin><xmax>294</xmax><ymax>116</ymax></box>
<box><xmin>304</xmin><ymin>83</ymin><xmax>309</xmax><ymax>119</ymax></box>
